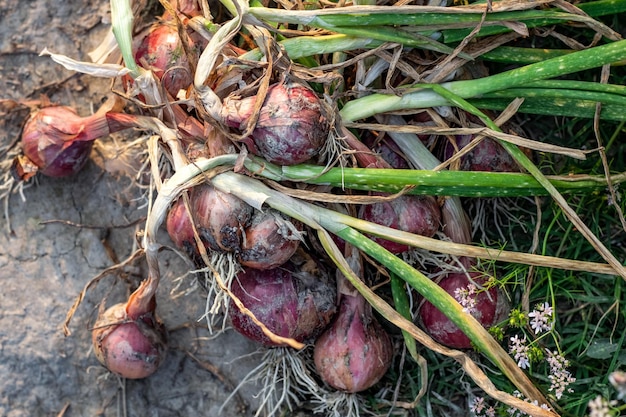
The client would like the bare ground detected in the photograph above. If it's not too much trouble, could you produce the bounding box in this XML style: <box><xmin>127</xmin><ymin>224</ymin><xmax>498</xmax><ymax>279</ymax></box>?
<box><xmin>0</xmin><ymin>0</ymin><xmax>269</xmax><ymax>415</ymax></box>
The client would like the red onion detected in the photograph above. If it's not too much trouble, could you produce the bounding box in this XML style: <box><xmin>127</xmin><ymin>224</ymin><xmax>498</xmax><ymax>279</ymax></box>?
<box><xmin>92</xmin><ymin>282</ymin><xmax>167</xmax><ymax>379</ymax></box>
<box><xmin>221</xmin><ymin>82</ymin><xmax>329</xmax><ymax>165</ymax></box>
<box><xmin>444</xmin><ymin>135</ymin><xmax>519</xmax><ymax>172</ymax></box>
<box><xmin>313</xmin><ymin>292</ymin><xmax>393</xmax><ymax>393</ymax></box>
<box><xmin>229</xmin><ymin>264</ymin><xmax>336</xmax><ymax>347</ymax></box>
<box><xmin>358</xmin><ymin>194</ymin><xmax>441</xmax><ymax>254</ymax></box>
<box><xmin>192</xmin><ymin>183</ymin><xmax>253</xmax><ymax>253</ymax></box>
<box><xmin>15</xmin><ymin>100</ymin><xmax>135</xmax><ymax>179</ymax></box>
<box><xmin>133</xmin><ymin>22</ymin><xmax>207</xmax><ymax>98</ymax></box>
<box><xmin>419</xmin><ymin>268</ymin><xmax>506</xmax><ymax>349</ymax></box>
<box><xmin>238</xmin><ymin>209</ymin><xmax>302</xmax><ymax>270</ymax></box>
<box><xmin>166</xmin><ymin>195</ymin><xmax>202</xmax><ymax>264</ymax></box>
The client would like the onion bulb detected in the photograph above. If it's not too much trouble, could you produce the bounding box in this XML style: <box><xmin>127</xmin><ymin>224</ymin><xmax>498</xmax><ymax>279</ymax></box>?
<box><xmin>14</xmin><ymin>99</ymin><xmax>133</xmax><ymax>179</ymax></box>
<box><xmin>444</xmin><ymin>135</ymin><xmax>519</xmax><ymax>172</ymax></box>
<box><xmin>229</xmin><ymin>263</ymin><xmax>336</xmax><ymax>347</ymax></box>
<box><xmin>358</xmin><ymin>194</ymin><xmax>441</xmax><ymax>254</ymax></box>
<box><xmin>238</xmin><ymin>209</ymin><xmax>302</xmax><ymax>270</ymax></box>
<box><xmin>133</xmin><ymin>22</ymin><xmax>207</xmax><ymax>98</ymax></box>
<box><xmin>313</xmin><ymin>292</ymin><xmax>393</xmax><ymax>393</ymax></box>
<box><xmin>222</xmin><ymin>82</ymin><xmax>329</xmax><ymax>165</ymax></box>
<box><xmin>92</xmin><ymin>288</ymin><xmax>167</xmax><ymax>379</ymax></box>
<box><xmin>419</xmin><ymin>268</ymin><xmax>506</xmax><ymax>349</ymax></box>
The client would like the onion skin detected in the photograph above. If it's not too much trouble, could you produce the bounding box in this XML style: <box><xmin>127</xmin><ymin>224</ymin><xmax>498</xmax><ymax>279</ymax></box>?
<box><xmin>20</xmin><ymin>106</ymin><xmax>100</xmax><ymax>177</ymax></box>
<box><xmin>92</xmin><ymin>301</ymin><xmax>167</xmax><ymax>379</ymax></box>
<box><xmin>445</xmin><ymin>135</ymin><xmax>519</xmax><ymax>172</ymax></box>
<box><xmin>229</xmin><ymin>264</ymin><xmax>336</xmax><ymax>347</ymax></box>
<box><xmin>313</xmin><ymin>293</ymin><xmax>393</xmax><ymax>393</ymax></box>
<box><xmin>133</xmin><ymin>23</ymin><xmax>206</xmax><ymax>98</ymax></box>
<box><xmin>419</xmin><ymin>271</ymin><xmax>504</xmax><ymax>349</ymax></box>
<box><xmin>222</xmin><ymin>82</ymin><xmax>328</xmax><ymax>165</ymax></box>
<box><xmin>238</xmin><ymin>209</ymin><xmax>302</xmax><ymax>270</ymax></box>
<box><xmin>358</xmin><ymin>194</ymin><xmax>441</xmax><ymax>254</ymax></box>
<box><xmin>166</xmin><ymin>195</ymin><xmax>202</xmax><ymax>264</ymax></box>
<box><xmin>192</xmin><ymin>183</ymin><xmax>253</xmax><ymax>253</ymax></box>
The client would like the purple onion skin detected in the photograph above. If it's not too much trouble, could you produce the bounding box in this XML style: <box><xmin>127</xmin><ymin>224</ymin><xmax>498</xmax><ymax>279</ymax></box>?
<box><xmin>192</xmin><ymin>184</ymin><xmax>253</xmax><ymax>253</ymax></box>
<box><xmin>222</xmin><ymin>82</ymin><xmax>328</xmax><ymax>165</ymax></box>
<box><xmin>92</xmin><ymin>302</ymin><xmax>167</xmax><ymax>380</ymax></box>
<box><xmin>358</xmin><ymin>194</ymin><xmax>441</xmax><ymax>254</ymax></box>
<box><xmin>238</xmin><ymin>209</ymin><xmax>302</xmax><ymax>270</ymax></box>
<box><xmin>134</xmin><ymin>23</ymin><xmax>206</xmax><ymax>97</ymax></box>
<box><xmin>166</xmin><ymin>196</ymin><xmax>203</xmax><ymax>264</ymax></box>
<box><xmin>21</xmin><ymin>106</ymin><xmax>95</xmax><ymax>177</ymax></box>
<box><xmin>445</xmin><ymin>135</ymin><xmax>519</xmax><ymax>172</ymax></box>
<box><xmin>419</xmin><ymin>272</ymin><xmax>501</xmax><ymax>349</ymax></box>
<box><xmin>229</xmin><ymin>265</ymin><xmax>336</xmax><ymax>347</ymax></box>
<box><xmin>314</xmin><ymin>293</ymin><xmax>393</xmax><ymax>393</ymax></box>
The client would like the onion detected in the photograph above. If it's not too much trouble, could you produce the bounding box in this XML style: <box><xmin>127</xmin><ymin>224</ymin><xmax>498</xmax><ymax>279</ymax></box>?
<box><xmin>229</xmin><ymin>263</ymin><xmax>336</xmax><ymax>347</ymax></box>
<box><xmin>13</xmin><ymin>98</ymin><xmax>135</xmax><ymax>179</ymax></box>
<box><xmin>444</xmin><ymin>135</ymin><xmax>519</xmax><ymax>172</ymax></box>
<box><xmin>313</xmin><ymin>291</ymin><xmax>393</xmax><ymax>393</ymax></box>
<box><xmin>238</xmin><ymin>209</ymin><xmax>302</xmax><ymax>270</ymax></box>
<box><xmin>222</xmin><ymin>82</ymin><xmax>329</xmax><ymax>165</ymax></box>
<box><xmin>165</xmin><ymin>194</ymin><xmax>202</xmax><ymax>264</ymax></box>
<box><xmin>358</xmin><ymin>194</ymin><xmax>441</xmax><ymax>254</ymax></box>
<box><xmin>419</xmin><ymin>267</ymin><xmax>506</xmax><ymax>349</ymax></box>
<box><xmin>133</xmin><ymin>22</ymin><xmax>207</xmax><ymax>98</ymax></box>
<box><xmin>92</xmin><ymin>282</ymin><xmax>167</xmax><ymax>379</ymax></box>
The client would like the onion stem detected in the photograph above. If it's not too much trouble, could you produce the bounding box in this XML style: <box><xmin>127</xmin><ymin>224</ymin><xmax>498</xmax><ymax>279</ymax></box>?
<box><xmin>339</xmin><ymin>39</ymin><xmax>626</xmax><ymax>123</ymax></box>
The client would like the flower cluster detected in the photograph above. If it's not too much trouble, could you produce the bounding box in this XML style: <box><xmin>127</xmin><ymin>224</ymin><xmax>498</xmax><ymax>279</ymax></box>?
<box><xmin>454</xmin><ymin>283</ymin><xmax>478</xmax><ymax>314</ymax></box>
<box><xmin>587</xmin><ymin>395</ymin><xmax>617</xmax><ymax>417</ymax></box>
<box><xmin>545</xmin><ymin>349</ymin><xmax>576</xmax><ymax>399</ymax></box>
<box><xmin>506</xmin><ymin>390</ymin><xmax>551</xmax><ymax>416</ymax></box>
<box><xmin>528</xmin><ymin>302</ymin><xmax>553</xmax><ymax>334</ymax></box>
<box><xmin>470</xmin><ymin>396</ymin><xmax>495</xmax><ymax>417</ymax></box>
<box><xmin>508</xmin><ymin>335</ymin><xmax>530</xmax><ymax>369</ymax></box>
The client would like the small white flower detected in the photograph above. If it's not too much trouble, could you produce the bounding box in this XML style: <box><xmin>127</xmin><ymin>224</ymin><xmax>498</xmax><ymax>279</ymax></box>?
<box><xmin>528</xmin><ymin>302</ymin><xmax>553</xmax><ymax>334</ymax></box>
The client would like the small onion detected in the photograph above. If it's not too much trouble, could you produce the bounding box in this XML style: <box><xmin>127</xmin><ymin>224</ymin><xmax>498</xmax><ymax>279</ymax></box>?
<box><xmin>238</xmin><ymin>209</ymin><xmax>302</xmax><ymax>270</ymax></box>
<box><xmin>358</xmin><ymin>194</ymin><xmax>441</xmax><ymax>254</ymax></box>
<box><xmin>229</xmin><ymin>264</ymin><xmax>337</xmax><ymax>347</ymax></box>
<box><xmin>222</xmin><ymin>82</ymin><xmax>328</xmax><ymax>165</ymax></box>
<box><xmin>92</xmin><ymin>298</ymin><xmax>167</xmax><ymax>379</ymax></box>
<box><xmin>444</xmin><ymin>135</ymin><xmax>519</xmax><ymax>172</ymax></box>
<box><xmin>166</xmin><ymin>195</ymin><xmax>202</xmax><ymax>264</ymax></box>
<box><xmin>419</xmin><ymin>269</ymin><xmax>506</xmax><ymax>349</ymax></box>
<box><xmin>192</xmin><ymin>183</ymin><xmax>253</xmax><ymax>253</ymax></box>
<box><xmin>313</xmin><ymin>292</ymin><xmax>393</xmax><ymax>393</ymax></box>
<box><xmin>16</xmin><ymin>104</ymin><xmax>131</xmax><ymax>178</ymax></box>
<box><xmin>133</xmin><ymin>23</ymin><xmax>207</xmax><ymax>98</ymax></box>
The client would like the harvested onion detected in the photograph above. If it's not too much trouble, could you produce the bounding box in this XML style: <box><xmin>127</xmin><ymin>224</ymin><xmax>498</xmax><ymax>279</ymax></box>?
<box><xmin>222</xmin><ymin>82</ymin><xmax>329</xmax><ymax>165</ymax></box>
<box><xmin>229</xmin><ymin>263</ymin><xmax>336</xmax><ymax>347</ymax></box>
<box><xmin>92</xmin><ymin>284</ymin><xmax>167</xmax><ymax>379</ymax></box>
<box><xmin>313</xmin><ymin>291</ymin><xmax>393</xmax><ymax>393</ymax></box>
<box><xmin>238</xmin><ymin>209</ymin><xmax>302</xmax><ymax>270</ymax></box>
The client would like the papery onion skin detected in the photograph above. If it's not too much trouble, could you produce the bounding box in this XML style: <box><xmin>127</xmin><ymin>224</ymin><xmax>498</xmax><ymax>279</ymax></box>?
<box><xmin>229</xmin><ymin>265</ymin><xmax>336</xmax><ymax>347</ymax></box>
<box><xmin>419</xmin><ymin>271</ymin><xmax>505</xmax><ymax>349</ymax></box>
<box><xmin>92</xmin><ymin>302</ymin><xmax>167</xmax><ymax>380</ymax></box>
<box><xmin>192</xmin><ymin>183</ymin><xmax>253</xmax><ymax>253</ymax></box>
<box><xmin>133</xmin><ymin>23</ymin><xmax>206</xmax><ymax>97</ymax></box>
<box><xmin>358</xmin><ymin>194</ymin><xmax>441</xmax><ymax>254</ymax></box>
<box><xmin>445</xmin><ymin>135</ymin><xmax>520</xmax><ymax>172</ymax></box>
<box><xmin>313</xmin><ymin>293</ymin><xmax>393</xmax><ymax>393</ymax></box>
<box><xmin>222</xmin><ymin>82</ymin><xmax>328</xmax><ymax>166</ymax></box>
<box><xmin>21</xmin><ymin>106</ymin><xmax>95</xmax><ymax>177</ymax></box>
<box><xmin>238</xmin><ymin>209</ymin><xmax>302</xmax><ymax>270</ymax></box>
